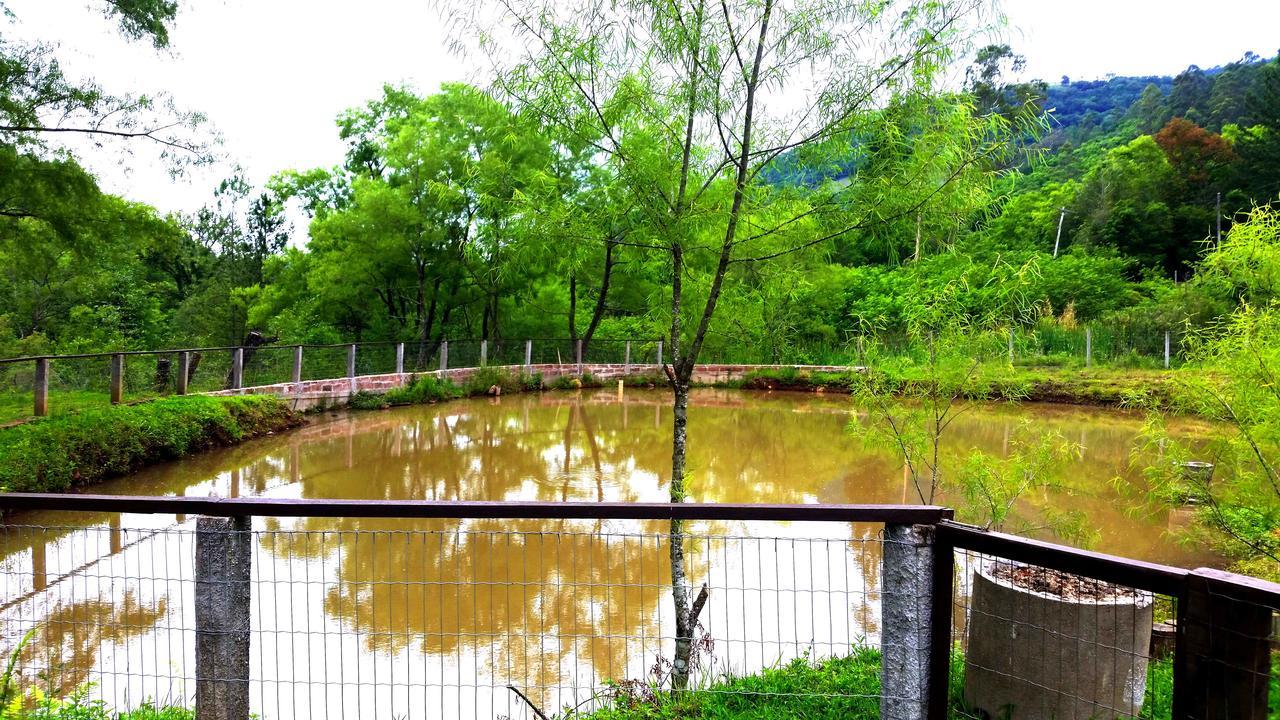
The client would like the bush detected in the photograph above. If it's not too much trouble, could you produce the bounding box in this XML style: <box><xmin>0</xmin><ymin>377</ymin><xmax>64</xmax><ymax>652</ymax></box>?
<box><xmin>461</xmin><ymin>367</ymin><xmax>541</xmax><ymax>395</ymax></box>
<box><xmin>382</xmin><ymin>375</ymin><xmax>464</xmax><ymax>405</ymax></box>
<box><xmin>0</xmin><ymin>395</ymin><xmax>300</xmax><ymax>494</ymax></box>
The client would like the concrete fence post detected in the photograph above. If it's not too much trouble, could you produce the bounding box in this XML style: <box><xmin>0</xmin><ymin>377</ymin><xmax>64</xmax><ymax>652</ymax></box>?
<box><xmin>1164</xmin><ymin>331</ymin><xmax>1171</xmax><ymax>369</ymax></box>
<box><xmin>195</xmin><ymin>515</ymin><xmax>252</xmax><ymax>720</ymax></box>
<box><xmin>347</xmin><ymin>344</ymin><xmax>357</xmax><ymax>392</ymax></box>
<box><xmin>439</xmin><ymin>341</ymin><xmax>448</xmax><ymax>373</ymax></box>
<box><xmin>395</xmin><ymin>342</ymin><xmax>405</xmax><ymax>375</ymax></box>
<box><xmin>291</xmin><ymin>346</ymin><xmax>303</xmax><ymax>385</ymax></box>
<box><xmin>881</xmin><ymin>523</ymin><xmax>937</xmax><ymax>720</ymax></box>
<box><xmin>656</xmin><ymin>340</ymin><xmax>663</xmax><ymax>368</ymax></box>
<box><xmin>230</xmin><ymin>349</ymin><xmax>243</xmax><ymax>391</ymax></box>
<box><xmin>177</xmin><ymin>352</ymin><xmax>190</xmax><ymax>396</ymax></box>
<box><xmin>524</xmin><ymin>340</ymin><xmax>533</xmax><ymax>369</ymax></box>
<box><xmin>480</xmin><ymin>340</ymin><xmax>488</xmax><ymax>367</ymax></box>
<box><xmin>110</xmin><ymin>353</ymin><xmax>125</xmax><ymax>404</ymax></box>
<box><xmin>575</xmin><ymin>339</ymin><xmax>583</xmax><ymax>374</ymax></box>
<box><xmin>33</xmin><ymin>357</ymin><xmax>48</xmax><ymax>417</ymax></box>
<box><xmin>1085</xmin><ymin>327</ymin><xmax>1093</xmax><ymax>369</ymax></box>
<box><xmin>624</xmin><ymin>341</ymin><xmax>632</xmax><ymax>376</ymax></box>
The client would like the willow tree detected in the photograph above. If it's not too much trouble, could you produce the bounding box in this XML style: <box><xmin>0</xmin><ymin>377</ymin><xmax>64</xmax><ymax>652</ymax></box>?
<box><xmin>447</xmin><ymin>0</ymin><xmax>1025</xmax><ymax>689</ymax></box>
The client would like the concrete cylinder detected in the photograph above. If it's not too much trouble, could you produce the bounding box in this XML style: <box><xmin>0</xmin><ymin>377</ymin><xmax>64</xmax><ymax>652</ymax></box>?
<box><xmin>963</xmin><ymin>561</ymin><xmax>1153</xmax><ymax>719</ymax></box>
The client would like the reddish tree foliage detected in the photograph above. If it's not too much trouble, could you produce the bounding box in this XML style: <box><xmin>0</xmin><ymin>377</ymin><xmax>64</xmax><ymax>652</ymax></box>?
<box><xmin>1154</xmin><ymin>117</ymin><xmax>1238</xmax><ymax>185</ymax></box>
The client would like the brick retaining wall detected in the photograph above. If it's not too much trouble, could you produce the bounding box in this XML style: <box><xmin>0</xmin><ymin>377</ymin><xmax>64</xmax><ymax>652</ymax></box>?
<box><xmin>208</xmin><ymin>363</ymin><xmax>859</xmax><ymax>411</ymax></box>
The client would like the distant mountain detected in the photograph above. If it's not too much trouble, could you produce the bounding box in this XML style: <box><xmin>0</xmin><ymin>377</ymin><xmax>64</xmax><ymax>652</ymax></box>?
<box><xmin>1045</xmin><ymin>75</ymin><xmax>1174</xmax><ymax>128</ymax></box>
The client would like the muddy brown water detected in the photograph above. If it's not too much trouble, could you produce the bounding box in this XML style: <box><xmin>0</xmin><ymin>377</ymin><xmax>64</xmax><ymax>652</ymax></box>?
<box><xmin>0</xmin><ymin>389</ymin><xmax>1218</xmax><ymax>718</ymax></box>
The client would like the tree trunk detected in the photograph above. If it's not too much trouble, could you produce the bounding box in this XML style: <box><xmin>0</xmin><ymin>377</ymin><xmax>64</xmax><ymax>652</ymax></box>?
<box><xmin>580</xmin><ymin>238</ymin><xmax>616</xmax><ymax>361</ymax></box>
<box><xmin>668</xmin><ymin>378</ymin><xmax>694</xmax><ymax>688</ymax></box>
<box><xmin>568</xmin><ymin>272</ymin><xmax>578</xmax><ymax>341</ymax></box>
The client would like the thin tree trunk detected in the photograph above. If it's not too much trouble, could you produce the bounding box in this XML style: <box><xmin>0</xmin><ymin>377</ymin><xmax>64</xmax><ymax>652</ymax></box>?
<box><xmin>580</xmin><ymin>238</ymin><xmax>616</xmax><ymax>360</ymax></box>
<box><xmin>668</xmin><ymin>0</ymin><xmax>773</xmax><ymax>689</ymax></box>
<box><xmin>568</xmin><ymin>272</ymin><xmax>578</xmax><ymax>341</ymax></box>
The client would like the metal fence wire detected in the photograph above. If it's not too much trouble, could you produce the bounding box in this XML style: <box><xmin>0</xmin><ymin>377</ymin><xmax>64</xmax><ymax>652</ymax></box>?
<box><xmin>948</xmin><ymin>548</ymin><xmax>1176</xmax><ymax>719</ymax></box>
<box><xmin>0</xmin><ymin>514</ymin><xmax>929</xmax><ymax>720</ymax></box>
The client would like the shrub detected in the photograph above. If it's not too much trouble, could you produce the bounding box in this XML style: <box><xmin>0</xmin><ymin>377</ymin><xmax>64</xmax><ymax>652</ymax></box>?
<box><xmin>0</xmin><ymin>395</ymin><xmax>300</xmax><ymax>494</ymax></box>
<box><xmin>461</xmin><ymin>367</ymin><xmax>540</xmax><ymax>395</ymax></box>
<box><xmin>382</xmin><ymin>375</ymin><xmax>463</xmax><ymax>405</ymax></box>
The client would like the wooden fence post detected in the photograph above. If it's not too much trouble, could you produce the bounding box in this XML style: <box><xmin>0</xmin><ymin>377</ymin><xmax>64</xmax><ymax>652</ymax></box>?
<box><xmin>110</xmin><ymin>354</ymin><xmax>124</xmax><ymax>404</ymax></box>
<box><xmin>177</xmin><ymin>352</ymin><xmax>190</xmax><ymax>395</ymax></box>
<box><xmin>230</xmin><ymin>348</ymin><xmax>243</xmax><ymax>391</ymax></box>
<box><xmin>1173</xmin><ymin>568</ymin><xmax>1276</xmax><ymax>719</ymax></box>
<box><xmin>33</xmin><ymin>357</ymin><xmax>48</xmax><ymax>417</ymax></box>
<box><xmin>195</xmin><ymin>516</ymin><xmax>252</xmax><ymax>720</ymax></box>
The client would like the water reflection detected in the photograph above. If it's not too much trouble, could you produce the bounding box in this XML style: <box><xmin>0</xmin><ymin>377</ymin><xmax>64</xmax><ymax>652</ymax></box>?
<box><xmin>0</xmin><ymin>389</ymin><xmax>1220</xmax><ymax>718</ymax></box>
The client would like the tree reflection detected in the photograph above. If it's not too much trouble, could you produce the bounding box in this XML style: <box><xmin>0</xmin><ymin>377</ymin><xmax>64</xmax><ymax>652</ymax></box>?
<box><xmin>15</xmin><ymin>590</ymin><xmax>168</xmax><ymax>698</ymax></box>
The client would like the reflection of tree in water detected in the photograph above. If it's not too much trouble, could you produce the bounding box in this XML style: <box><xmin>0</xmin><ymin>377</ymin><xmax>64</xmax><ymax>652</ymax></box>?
<box><xmin>15</xmin><ymin>590</ymin><xmax>167</xmax><ymax>698</ymax></box>
<box><xmin>262</xmin><ymin>515</ymin><xmax>672</xmax><ymax>709</ymax></box>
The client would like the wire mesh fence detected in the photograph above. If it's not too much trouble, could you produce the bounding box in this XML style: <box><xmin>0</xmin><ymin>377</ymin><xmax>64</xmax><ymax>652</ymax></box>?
<box><xmin>947</xmin><ymin>548</ymin><xmax>1176</xmax><ymax>719</ymax></box>
<box><xmin>0</xmin><ymin>510</ymin><xmax>920</xmax><ymax>720</ymax></box>
<box><xmin>0</xmin><ymin>325</ymin><xmax>1201</xmax><ymax>423</ymax></box>
<box><xmin>2</xmin><ymin>499</ymin><xmax>1280</xmax><ymax>719</ymax></box>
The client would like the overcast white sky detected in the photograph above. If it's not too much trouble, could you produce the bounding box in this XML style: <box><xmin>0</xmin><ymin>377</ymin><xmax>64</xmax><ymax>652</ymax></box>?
<box><xmin>8</xmin><ymin>0</ymin><xmax>1280</xmax><ymax>219</ymax></box>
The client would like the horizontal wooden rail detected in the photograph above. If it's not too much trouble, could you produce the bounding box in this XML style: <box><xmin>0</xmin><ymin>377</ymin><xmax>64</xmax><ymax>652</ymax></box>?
<box><xmin>937</xmin><ymin>520</ymin><xmax>1191</xmax><ymax>597</ymax></box>
<box><xmin>0</xmin><ymin>338</ymin><xmax>664</xmax><ymax>365</ymax></box>
<box><xmin>0</xmin><ymin>493</ymin><xmax>952</xmax><ymax>524</ymax></box>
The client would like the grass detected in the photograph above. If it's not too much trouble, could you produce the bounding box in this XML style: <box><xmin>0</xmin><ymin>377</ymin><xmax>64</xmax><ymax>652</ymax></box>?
<box><xmin>2</xmin><ymin>696</ymin><xmax>192</xmax><ymax>720</ymax></box>
<box><xmin>0</xmin><ymin>391</ymin><xmax>133</xmax><ymax>427</ymax></box>
<box><xmin>0</xmin><ymin>395</ymin><xmax>301</xmax><ymax>494</ymax></box>
<box><xmin>580</xmin><ymin>649</ymin><xmax>884</xmax><ymax>719</ymax></box>
<box><xmin>731</xmin><ymin>364</ymin><xmax>1193</xmax><ymax>412</ymax></box>
<box><xmin>579</xmin><ymin>648</ymin><xmax>1187</xmax><ymax>720</ymax></box>
<box><xmin>348</xmin><ymin>368</ymin><xmax>547</xmax><ymax>410</ymax></box>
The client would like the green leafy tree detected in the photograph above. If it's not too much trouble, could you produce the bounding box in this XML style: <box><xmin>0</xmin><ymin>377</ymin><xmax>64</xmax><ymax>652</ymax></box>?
<box><xmin>451</xmin><ymin>0</ymin><xmax>1027</xmax><ymax>688</ymax></box>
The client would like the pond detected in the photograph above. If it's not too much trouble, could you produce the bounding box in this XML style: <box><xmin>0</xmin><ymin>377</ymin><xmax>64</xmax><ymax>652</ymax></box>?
<box><xmin>0</xmin><ymin>388</ymin><xmax>1216</xmax><ymax>718</ymax></box>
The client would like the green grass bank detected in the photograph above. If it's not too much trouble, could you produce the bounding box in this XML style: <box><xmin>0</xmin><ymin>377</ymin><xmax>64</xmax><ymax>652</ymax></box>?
<box><xmin>0</xmin><ymin>395</ymin><xmax>301</xmax><ymax>495</ymax></box>
<box><xmin>736</xmin><ymin>365</ymin><xmax>1186</xmax><ymax>411</ymax></box>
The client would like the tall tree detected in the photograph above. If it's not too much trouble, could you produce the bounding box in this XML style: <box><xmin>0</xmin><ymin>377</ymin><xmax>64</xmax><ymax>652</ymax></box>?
<box><xmin>452</xmin><ymin>0</ymin><xmax>1023</xmax><ymax>689</ymax></box>
<box><xmin>0</xmin><ymin>0</ymin><xmax>212</xmax><ymax>166</ymax></box>
<box><xmin>1238</xmin><ymin>59</ymin><xmax>1280</xmax><ymax>202</ymax></box>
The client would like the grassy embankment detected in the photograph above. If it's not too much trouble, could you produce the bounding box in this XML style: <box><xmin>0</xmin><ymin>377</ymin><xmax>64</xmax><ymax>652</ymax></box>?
<box><xmin>568</xmin><ymin>648</ymin><xmax>1185</xmax><ymax>719</ymax></box>
<box><xmin>0</xmin><ymin>648</ymin><xmax>1188</xmax><ymax>720</ymax></box>
<box><xmin>0</xmin><ymin>394</ymin><xmax>301</xmax><ymax>495</ymax></box>
<box><xmin>734</xmin><ymin>365</ymin><xmax>1188</xmax><ymax>411</ymax></box>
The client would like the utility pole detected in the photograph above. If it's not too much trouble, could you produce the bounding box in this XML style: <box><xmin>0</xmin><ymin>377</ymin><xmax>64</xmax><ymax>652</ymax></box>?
<box><xmin>1053</xmin><ymin>207</ymin><xmax>1067</xmax><ymax>258</ymax></box>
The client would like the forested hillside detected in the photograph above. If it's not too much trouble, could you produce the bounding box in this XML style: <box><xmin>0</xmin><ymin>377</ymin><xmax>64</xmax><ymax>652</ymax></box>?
<box><xmin>2</xmin><ymin>3</ymin><xmax>1279</xmax><ymax>363</ymax></box>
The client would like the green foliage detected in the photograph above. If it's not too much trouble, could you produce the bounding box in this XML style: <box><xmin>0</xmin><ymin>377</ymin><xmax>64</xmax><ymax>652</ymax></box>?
<box><xmin>0</xmin><ymin>395</ymin><xmax>299</xmax><ymax>494</ymax></box>
<box><xmin>1137</xmin><ymin>206</ymin><xmax>1280</xmax><ymax>576</ymax></box>
<box><xmin>849</xmin><ymin>329</ymin><xmax>1015</xmax><ymax>504</ymax></box>
<box><xmin>461</xmin><ymin>368</ymin><xmax>542</xmax><ymax>395</ymax></box>
<box><xmin>580</xmin><ymin>646</ymin><xmax>1181</xmax><ymax>719</ymax></box>
<box><xmin>583</xmin><ymin>649</ymin><xmax>883</xmax><ymax>720</ymax></box>
<box><xmin>957</xmin><ymin>423</ymin><xmax>1096</xmax><ymax>545</ymax></box>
